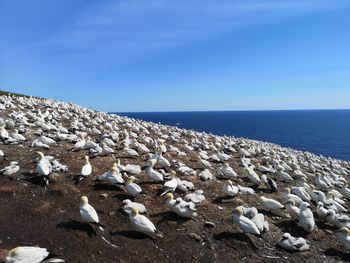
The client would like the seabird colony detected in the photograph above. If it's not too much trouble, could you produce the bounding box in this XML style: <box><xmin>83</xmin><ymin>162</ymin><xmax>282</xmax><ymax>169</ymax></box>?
<box><xmin>0</xmin><ymin>94</ymin><xmax>350</xmax><ymax>262</ymax></box>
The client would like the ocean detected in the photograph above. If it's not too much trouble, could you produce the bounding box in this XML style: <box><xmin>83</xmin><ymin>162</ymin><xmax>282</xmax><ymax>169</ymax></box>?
<box><xmin>113</xmin><ymin>110</ymin><xmax>350</xmax><ymax>161</ymax></box>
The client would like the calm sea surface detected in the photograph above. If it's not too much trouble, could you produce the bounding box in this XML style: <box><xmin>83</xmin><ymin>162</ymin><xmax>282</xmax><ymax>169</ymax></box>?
<box><xmin>113</xmin><ymin>110</ymin><xmax>350</xmax><ymax>161</ymax></box>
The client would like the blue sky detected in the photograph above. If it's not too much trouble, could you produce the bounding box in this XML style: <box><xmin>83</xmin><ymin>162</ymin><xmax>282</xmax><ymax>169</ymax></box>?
<box><xmin>1</xmin><ymin>0</ymin><xmax>350</xmax><ymax>112</ymax></box>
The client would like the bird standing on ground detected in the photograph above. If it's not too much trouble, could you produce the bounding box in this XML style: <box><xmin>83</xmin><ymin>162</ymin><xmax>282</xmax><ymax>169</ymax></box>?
<box><xmin>77</xmin><ymin>156</ymin><xmax>92</xmax><ymax>183</ymax></box>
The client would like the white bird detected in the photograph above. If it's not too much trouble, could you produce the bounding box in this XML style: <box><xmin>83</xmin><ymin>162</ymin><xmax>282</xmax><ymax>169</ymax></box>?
<box><xmin>79</xmin><ymin>196</ymin><xmax>103</xmax><ymax>229</ymax></box>
<box><xmin>0</xmin><ymin>125</ymin><xmax>10</xmax><ymax>139</ymax></box>
<box><xmin>121</xmin><ymin>199</ymin><xmax>146</xmax><ymax>215</ymax></box>
<box><xmin>146</xmin><ymin>164</ymin><xmax>163</xmax><ymax>182</ymax></box>
<box><xmin>5</xmin><ymin>246</ymin><xmax>64</xmax><ymax>263</ymax></box>
<box><xmin>98</xmin><ymin>164</ymin><xmax>124</xmax><ymax>185</ymax></box>
<box><xmin>298</xmin><ymin>202</ymin><xmax>315</xmax><ymax>233</ymax></box>
<box><xmin>160</xmin><ymin>171</ymin><xmax>179</xmax><ymax>196</ymax></box>
<box><xmin>232</xmin><ymin>206</ymin><xmax>260</xmax><ymax>235</ymax></box>
<box><xmin>125</xmin><ymin>176</ymin><xmax>142</xmax><ymax>196</ymax></box>
<box><xmin>11</xmin><ymin>129</ymin><xmax>26</xmax><ymax>141</ymax></box>
<box><xmin>285</xmin><ymin>199</ymin><xmax>300</xmax><ymax>220</ymax></box>
<box><xmin>124</xmin><ymin>147</ymin><xmax>139</xmax><ymax>158</ymax></box>
<box><xmin>77</xmin><ymin>156</ymin><xmax>92</xmax><ymax>183</ymax></box>
<box><xmin>237</xmin><ymin>185</ymin><xmax>255</xmax><ymax>195</ymax></box>
<box><xmin>177</xmin><ymin>180</ymin><xmax>194</xmax><ymax>192</ymax></box>
<box><xmin>223</xmin><ymin>180</ymin><xmax>239</xmax><ymax>197</ymax></box>
<box><xmin>72</xmin><ymin>134</ymin><xmax>86</xmax><ymax>151</ymax></box>
<box><xmin>184</xmin><ymin>190</ymin><xmax>205</xmax><ymax>204</ymax></box>
<box><xmin>316</xmin><ymin>202</ymin><xmax>328</xmax><ymax>219</ymax></box>
<box><xmin>261</xmin><ymin>174</ymin><xmax>277</xmax><ymax>192</ymax></box>
<box><xmin>248</xmin><ymin>207</ymin><xmax>269</xmax><ymax>232</ymax></box>
<box><xmin>335</xmin><ymin>227</ymin><xmax>350</xmax><ymax>252</ymax></box>
<box><xmin>277</xmin><ymin>233</ymin><xmax>310</xmax><ymax>252</ymax></box>
<box><xmin>166</xmin><ymin>194</ymin><xmax>197</xmax><ymax>218</ymax></box>
<box><xmin>281</xmin><ymin>188</ymin><xmax>303</xmax><ymax>205</ymax></box>
<box><xmin>198</xmin><ymin>169</ymin><xmax>213</xmax><ymax>181</ymax></box>
<box><xmin>36</xmin><ymin>151</ymin><xmax>52</xmax><ymax>185</ymax></box>
<box><xmin>129</xmin><ymin>207</ymin><xmax>161</xmax><ymax>237</ymax></box>
<box><xmin>260</xmin><ymin>196</ymin><xmax>284</xmax><ymax>211</ymax></box>
<box><xmin>325</xmin><ymin>209</ymin><xmax>350</xmax><ymax>229</ymax></box>
<box><xmin>291</xmin><ymin>186</ymin><xmax>311</xmax><ymax>201</ymax></box>
<box><xmin>1</xmin><ymin>161</ymin><xmax>20</xmax><ymax>176</ymax></box>
<box><xmin>197</xmin><ymin>157</ymin><xmax>211</xmax><ymax>169</ymax></box>
<box><xmin>219</xmin><ymin>162</ymin><xmax>238</xmax><ymax>178</ymax></box>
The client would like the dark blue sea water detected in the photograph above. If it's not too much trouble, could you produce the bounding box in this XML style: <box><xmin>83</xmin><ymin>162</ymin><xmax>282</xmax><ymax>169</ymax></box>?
<box><xmin>114</xmin><ymin>110</ymin><xmax>350</xmax><ymax>161</ymax></box>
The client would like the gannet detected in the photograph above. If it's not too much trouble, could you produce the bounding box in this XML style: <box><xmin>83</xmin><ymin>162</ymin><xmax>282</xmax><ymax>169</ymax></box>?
<box><xmin>31</xmin><ymin>139</ymin><xmax>49</xmax><ymax>149</ymax></box>
<box><xmin>237</xmin><ymin>185</ymin><xmax>255</xmax><ymax>195</ymax></box>
<box><xmin>160</xmin><ymin>171</ymin><xmax>179</xmax><ymax>196</ymax></box>
<box><xmin>77</xmin><ymin>156</ymin><xmax>92</xmax><ymax>182</ymax></box>
<box><xmin>197</xmin><ymin>157</ymin><xmax>212</xmax><ymax>169</ymax></box>
<box><xmin>298</xmin><ymin>202</ymin><xmax>315</xmax><ymax>233</ymax></box>
<box><xmin>316</xmin><ymin>202</ymin><xmax>328</xmax><ymax>219</ymax></box>
<box><xmin>146</xmin><ymin>163</ymin><xmax>163</xmax><ymax>182</ymax></box>
<box><xmin>219</xmin><ymin>162</ymin><xmax>238</xmax><ymax>178</ymax></box>
<box><xmin>79</xmin><ymin>196</ymin><xmax>102</xmax><ymax>228</ymax></box>
<box><xmin>40</xmin><ymin>135</ymin><xmax>56</xmax><ymax>145</ymax></box>
<box><xmin>223</xmin><ymin>180</ymin><xmax>239</xmax><ymax>197</ymax></box>
<box><xmin>291</xmin><ymin>186</ymin><xmax>311</xmax><ymax>201</ymax></box>
<box><xmin>125</xmin><ymin>176</ymin><xmax>142</xmax><ymax>196</ymax></box>
<box><xmin>281</xmin><ymin>188</ymin><xmax>303</xmax><ymax>205</ymax></box>
<box><xmin>72</xmin><ymin>134</ymin><xmax>86</xmax><ymax>151</ymax></box>
<box><xmin>0</xmin><ymin>161</ymin><xmax>20</xmax><ymax>175</ymax></box>
<box><xmin>285</xmin><ymin>199</ymin><xmax>300</xmax><ymax>220</ymax></box>
<box><xmin>5</xmin><ymin>246</ymin><xmax>64</xmax><ymax>263</ymax></box>
<box><xmin>166</xmin><ymin>194</ymin><xmax>197</xmax><ymax>218</ymax></box>
<box><xmin>325</xmin><ymin>209</ymin><xmax>350</xmax><ymax>228</ymax></box>
<box><xmin>129</xmin><ymin>207</ymin><xmax>161</xmax><ymax>237</ymax></box>
<box><xmin>0</xmin><ymin>125</ymin><xmax>9</xmax><ymax>139</ymax></box>
<box><xmin>177</xmin><ymin>179</ymin><xmax>195</xmax><ymax>192</ymax></box>
<box><xmin>335</xmin><ymin>227</ymin><xmax>350</xmax><ymax>252</ymax></box>
<box><xmin>121</xmin><ymin>199</ymin><xmax>147</xmax><ymax>215</ymax></box>
<box><xmin>231</xmin><ymin>207</ymin><xmax>260</xmax><ymax>235</ymax></box>
<box><xmin>98</xmin><ymin>164</ymin><xmax>124</xmax><ymax>185</ymax></box>
<box><xmin>248</xmin><ymin>207</ymin><xmax>269</xmax><ymax>232</ymax></box>
<box><xmin>243</xmin><ymin>167</ymin><xmax>260</xmax><ymax>185</ymax></box>
<box><xmin>339</xmin><ymin>181</ymin><xmax>350</xmax><ymax>200</ymax></box>
<box><xmin>36</xmin><ymin>151</ymin><xmax>52</xmax><ymax>185</ymax></box>
<box><xmin>261</xmin><ymin>174</ymin><xmax>277</xmax><ymax>192</ymax></box>
<box><xmin>124</xmin><ymin>147</ymin><xmax>139</xmax><ymax>158</ymax></box>
<box><xmin>277</xmin><ymin>233</ymin><xmax>310</xmax><ymax>252</ymax></box>
<box><xmin>315</xmin><ymin>173</ymin><xmax>330</xmax><ymax>190</ymax></box>
<box><xmin>165</xmin><ymin>193</ymin><xmax>177</xmax><ymax>211</ymax></box>
<box><xmin>184</xmin><ymin>190</ymin><xmax>205</xmax><ymax>204</ymax></box>
<box><xmin>11</xmin><ymin>129</ymin><xmax>26</xmax><ymax>141</ymax></box>
<box><xmin>198</xmin><ymin>169</ymin><xmax>213</xmax><ymax>181</ymax></box>
<box><xmin>260</xmin><ymin>196</ymin><xmax>284</xmax><ymax>211</ymax></box>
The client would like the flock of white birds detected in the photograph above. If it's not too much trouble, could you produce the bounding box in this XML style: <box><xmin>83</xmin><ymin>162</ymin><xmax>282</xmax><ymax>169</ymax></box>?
<box><xmin>0</xmin><ymin>94</ymin><xmax>350</xmax><ymax>262</ymax></box>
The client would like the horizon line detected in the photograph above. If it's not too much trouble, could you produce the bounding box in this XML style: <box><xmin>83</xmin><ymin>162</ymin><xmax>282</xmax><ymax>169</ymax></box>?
<box><xmin>110</xmin><ymin>108</ymin><xmax>350</xmax><ymax>114</ymax></box>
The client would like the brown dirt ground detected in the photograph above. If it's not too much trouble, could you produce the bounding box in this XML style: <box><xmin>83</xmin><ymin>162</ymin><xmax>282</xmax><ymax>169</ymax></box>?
<box><xmin>0</xmin><ymin>114</ymin><xmax>349</xmax><ymax>262</ymax></box>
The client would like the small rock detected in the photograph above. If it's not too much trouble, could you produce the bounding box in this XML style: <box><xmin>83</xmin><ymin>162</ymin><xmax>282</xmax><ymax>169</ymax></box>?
<box><xmin>108</xmin><ymin>211</ymin><xmax>116</xmax><ymax>217</ymax></box>
<box><xmin>204</xmin><ymin>221</ymin><xmax>215</xmax><ymax>228</ymax></box>
<box><xmin>49</xmin><ymin>172</ymin><xmax>64</xmax><ymax>183</ymax></box>
<box><xmin>100</xmin><ymin>193</ymin><xmax>108</xmax><ymax>198</ymax></box>
<box><xmin>188</xmin><ymin>233</ymin><xmax>202</xmax><ymax>241</ymax></box>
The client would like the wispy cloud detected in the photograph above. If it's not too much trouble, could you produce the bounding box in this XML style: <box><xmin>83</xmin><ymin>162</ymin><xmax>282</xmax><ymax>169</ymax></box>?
<box><xmin>26</xmin><ymin>0</ymin><xmax>348</xmax><ymax>55</ymax></box>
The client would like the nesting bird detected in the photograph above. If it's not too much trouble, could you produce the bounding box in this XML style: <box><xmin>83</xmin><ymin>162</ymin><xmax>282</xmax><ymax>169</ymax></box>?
<box><xmin>231</xmin><ymin>207</ymin><xmax>260</xmax><ymax>235</ymax></box>
<box><xmin>129</xmin><ymin>207</ymin><xmax>161</xmax><ymax>237</ymax></box>
<box><xmin>277</xmin><ymin>233</ymin><xmax>310</xmax><ymax>252</ymax></box>
<box><xmin>298</xmin><ymin>202</ymin><xmax>315</xmax><ymax>233</ymax></box>
<box><xmin>4</xmin><ymin>246</ymin><xmax>64</xmax><ymax>263</ymax></box>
